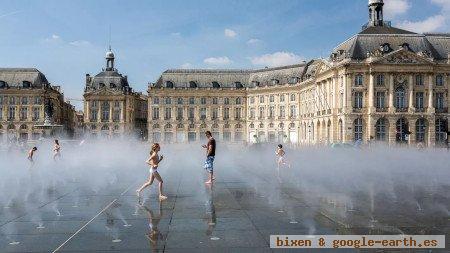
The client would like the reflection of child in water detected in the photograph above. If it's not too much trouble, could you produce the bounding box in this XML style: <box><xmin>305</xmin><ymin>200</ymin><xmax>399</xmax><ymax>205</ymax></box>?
<box><xmin>142</xmin><ymin>204</ymin><xmax>165</xmax><ymax>249</ymax></box>
<box><xmin>205</xmin><ymin>184</ymin><xmax>216</xmax><ymax>236</ymax></box>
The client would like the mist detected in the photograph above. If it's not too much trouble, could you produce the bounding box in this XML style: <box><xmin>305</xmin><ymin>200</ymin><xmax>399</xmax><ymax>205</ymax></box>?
<box><xmin>1</xmin><ymin>139</ymin><xmax>449</xmax><ymax>247</ymax></box>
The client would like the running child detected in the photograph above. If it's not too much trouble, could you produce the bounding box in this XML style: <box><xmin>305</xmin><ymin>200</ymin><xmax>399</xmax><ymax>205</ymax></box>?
<box><xmin>53</xmin><ymin>139</ymin><xmax>61</xmax><ymax>161</ymax></box>
<box><xmin>275</xmin><ymin>144</ymin><xmax>291</xmax><ymax>169</ymax></box>
<box><xmin>136</xmin><ymin>143</ymin><xmax>168</xmax><ymax>201</ymax></box>
<box><xmin>28</xmin><ymin>147</ymin><xmax>37</xmax><ymax>167</ymax></box>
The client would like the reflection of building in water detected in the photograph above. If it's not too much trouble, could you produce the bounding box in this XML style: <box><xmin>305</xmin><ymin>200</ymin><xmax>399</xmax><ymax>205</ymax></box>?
<box><xmin>0</xmin><ymin>68</ymin><xmax>76</xmax><ymax>142</ymax></box>
<box><xmin>83</xmin><ymin>48</ymin><xmax>148</xmax><ymax>139</ymax></box>
<box><xmin>148</xmin><ymin>0</ymin><xmax>449</xmax><ymax>147</ymax></box>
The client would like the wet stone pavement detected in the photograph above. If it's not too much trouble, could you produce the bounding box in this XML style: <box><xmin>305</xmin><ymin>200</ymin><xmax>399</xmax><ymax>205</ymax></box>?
<box><xmin>0</xmin><ymin>163</ymin><xmax>449</xmax><ymax>253</ymax></box>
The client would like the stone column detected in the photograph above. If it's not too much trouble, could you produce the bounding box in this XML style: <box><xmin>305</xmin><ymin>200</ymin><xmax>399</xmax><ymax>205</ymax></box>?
<box><xmin>408</xmin><ymin>118</ymin><xmax>415</xmax><ymax>146</ymax></box>
<box><xmin>346</xmin><ymin>74</ymin><xmax>353</xmax><ymax>109</ymax></box>
<box><xmin>120</xmin><ymin>101</ymin><xmax>125</xmax><ymax>122</ymax></box>
<box><xmin>368</xmin><ymin>73</ymin><xmax>375</xmax><ymax>113</ymax></box>
<box><xmin>388</xmin><ymin>116</ymin><xmax>396</xmax><ymax>145</ymax></box>
<box><xmin>342</xmin><ymin>75</ymin><xmax>347</xmax><ymax>113</ymax></box>
<box><xmin>388</xmin><ymin>74</ymin><xmax>394</xmax><ymax>113</ymax></box>
<box><xmin>85</xmin><ymin>101</ymin><xmax>90</xmax><ymax>123</ymax></box>
<box><xmin>408</xmin><ymin>75</ymin><xmax>414</xmax><ymax>111</ymax></box>
<box><xmin>428</xmin><ymin>118</ymin><xmax>436</xmax><ymax>147</ymax></box>
<box><xmin>109</xmin><ymin>101</ymin><xmax>113</xmax><ymax>123</ymax></box>
<box><xmin>428</xmin><ymin>74</ymin><xmax>435</xmax><ymax>113</ymax></box>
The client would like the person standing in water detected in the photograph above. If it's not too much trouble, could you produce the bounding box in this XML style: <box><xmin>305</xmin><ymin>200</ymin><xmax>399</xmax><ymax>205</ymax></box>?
<box><xmin>53</xmin><ymin>139</ymin><xmax>61</xmax><ymax>161</ymax></box>
<box><xmin>202</xmin><ymin>131</ymin><xmax>216</xmax><ymax>184</ymax></box>
<box><xmin>136</xmin><ymin>143</ymin><xmax>167</xmax><ymax>201</ymax></box>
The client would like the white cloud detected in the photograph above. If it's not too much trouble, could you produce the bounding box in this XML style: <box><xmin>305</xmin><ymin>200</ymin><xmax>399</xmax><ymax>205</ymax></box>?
<box><xmin>44</xmin><ymin>34</ymin><xmax>62</xmax><ymax>43</ymax></box>
<box><xmin>180</xmin><ymin>63</ymin><xmax>192</xmax><ymax>69</ymax></box>
<box><xmin>247</xmin><ymin>38</ymin><xmax>261</xmax><ymax>45</ymax></box>
<box><xmin>224</xmin><ymin>28</ymin><xmax>237</xmax><ymax>38</ymax></box>
<box><xmin>384</xmin><ymin>0</ymin><xmax>410</xmax><ymax>19</ymax></box>
<box><xmin>204</xmin><ymin>56</ymin><xmax>232</xmax><ymax>65</ymax></box>
<box><xmin>69</xmin><ymin>40</ymin><xmax>91</xmax><ymax>47</ymax></box>
<box><xmin>171</xmin><ymin>32</ymin><xmax>181</xmax><ymax>37</ymax></box>
<box><xmin>250</xmin><ymin>52</ymin><xmax>303</xmax><ymax>67</ymax></box>
<box><xmin>397</xmin><ymin>14</ymin><xmax>446</xmax><ymax>33</ymax></box>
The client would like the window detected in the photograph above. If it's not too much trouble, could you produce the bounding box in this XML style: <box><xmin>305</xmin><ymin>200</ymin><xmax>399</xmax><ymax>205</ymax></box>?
<box><xmin>212</xmin><ymin>108</ymin><xmax>218</xmax><ymax>119</ymax></box>
<box><xmin>224</xmin><ymin>98</ymin><xmax>230</xmax><ymax>105</ymax></box>
<box><xmin>272</xmin><ymin>79</ymin><xmax>279</xmax><ymax>85</ymax></box>
<box><xmin>9</xmin><ymin>97</ymin><xmax>16</xmax><ymax>105</ymax></box>
<box><xmin>290</xmin><ymin>94</ymin><xmax>296</xmax><ymax>102</ymax></box>
<box><xmin>188</xmin><ymin>108</ymin><xmax>195</xmax><ymax>119</ymax></box>
<box><xmin>153</xmin><ymin>97</ymin><xmax>159</xmax><ymax>105</ymax></box>
<box><xmin>436</xmin><ymin>74</ymin><xmax>444</xmax><ymax>86</ymax></box>
<box><xmin>395</xmin><ymin>86</ymin><xmax>406</xmax><ymax>109</ymax></box>
<box><xmin>0</xmin><ymin>81</ymin><xmax>6</xmax><ymax>88</ymax></box>
<box><xmin>354</xmin><ymin>118</ymin><xmax>363</xmax><ymax>141</ymax></box>
<box><xmin>435</xmin><ymin>92</ymin><xmax>445</xmax><ymax>109</ymax></box>
<box><xmin>235</xmin><ymin>82</ymin><xmax>244</xmax><ymax>89</ymax></box>
<box><xmin>189</xmin><ymin>81</ymin><xmax>197</xmax><ymax>88</ymax></box>
<box><xmin>250</xmin><ymin>97</ymin><xmax>255</xmax><ymax>104</ymax></box>
<box><xmin>0</xmin><ymin>106</ymin><xmax>2</xmax><ymax>120</ymax></box>
<box><xmin>200</xmin><ymin>108</ymin><xmax>206</xmax><ymax>120</ymax></box>
<box><xmin>177</xmin><ymin>98</ymin><xmax>183</xmax><ymax>105</ymax></box>
<box><xmin>101</xmin><ymin>101</ymin><xmax>110</xmax><ymax>122</ymax></box>
<box><xmin>354</xmin><ymin>92</ymin><xmax>363</xmax><ymax>109</ymax></box>
<box><xmin>8</xmin><ymin>106</ymin><xmax>15</xmax><ymax>120</ymax></box>
<box><xmin>223</xmin><ymin>132</ymin><xmax>231</xmax><ymax>141</ymax></box>
<box><xmin>34</xmin><ymin>97</ymin><xmax>42</xmax><ymax>105</ymax></box>
<box><xmin>279</xmin><ymin>106</ymin><xmax>285</xmax><ymax>118</ymax></box>
<box><xmin>415</xmin><ymin>92</ymin><xmax>424</xmax><ymax>109</ymax></box>
<box><xmin>375</xmin><ymin>118</ymin><xmax>387</xmax><ymax>141</ymax></box>
<box><xmin>416</xmin><ymin>118</ymin><xmax>426</xmax><ymax>142</ymax></box>
<box><xmin>375</xmin><ymin>92</ymin><xmax>385</xmax><ymax>109</ymax></box>
<box><xmin>415</xmin><ymin>75</ymin><xmax>423</xmax><ymax>86</ymax></box>
<box><xmin>21</xmin><ymin>97</ymin><xmax>28</xmax><ymax>105</ymax></box>
<box><xmin>289</xmin><ymin>77</ymin><xmax>299</xmax><ymax>84</ymax></box>
<box><xmin>396</xmin><ymin>118</ymin><xmax>408</xmax><ymax>143</ymax></box>
<box><xmin>280</xmin><ymin>94</ymin><xmax>285</xmax><ymax>102</ymax></box>
<box><xmin>268</xmin><ymin>106</ymin><xmax>274</xmax><ymax>118</ymax></box>
<box><xmin>355</xmin><ymin>74</ymin><xmax>364</xmax><ymax>86</ymax></box>
<box><xmin>165</xmin><ymin>81</ymin><xmax>174</xmax><ymax>88</ymax></box>
<box><xmin>259</xmin><ymin>96</ymin><xmax>264</xmax><ymax>103</ymax></box>
<box><xmin>189</xmin><ymin>97</ymin><xmax>195</xmax><ymax>105</ymax></box>
<box><xmin>212</xmin><ymin>81</ymin><xmax>220</xmax><ymax>88</ymax></box>
<box><xmin>259</xmin><ymin>107</ymin><xmax>264</xmax><ymax>119</ymax></box>
<box><xmin>164</xmin><ymin>108</ymin><xmax>172</xmax><ymax>120</ymax></box>
<box><xmin>177</xmin><ymin>107</ymin><xmax>183</xmax><ymax>120</ymax></box>
<box><xmin>235</xmin><ymin>108</ymin><xmax>242</xmax><ymax>119</ymax></box>
<box><xmin>114</xmin><ymin>101</ymin><xmax>120</xmax><ymax>107</ymax></box>
<box><xmin>152</xmin><ymin>108</ymin><xmax>160</xmax><ymax>120</ymax></box>
<box><xmin>249</xmin><ymin>108</ymin><xmax>255</xmax><ymax>119</ymax></box>
<box><xmin>376</xmin><ymin>74</ymin><xmax>384</xmax><ymax>86</ymax></box>
<box><xmin>90</xmin><ymin>110</ymin><xmax>98</xmax><ymax>122</ymax></box>
<box><xmin>165</xmin><ymin>97</ymin><xmax>172</xmax><ymax>104</ymax></box>
<box><xmin>20</xmin><ymin>107</ymin><xmax>27</xmax><ymax>120</ymax></box>
<box><xmin>436</xmin><ymin>118</ymin><xmax>448</xmax><ymax>143</ymax></box>
<box><xmin>289</xmin><ymin>105</ymin><xmax>297</xmax><ymax>118</ymax></box>
<box><xmin>201</xmin><ymin>98</ymin><xmax>206</xmax><ymax>105</ymax></box>
<box><xmin>113</xmin><ymin>109</ymin><xmax>120</xmax><ymax>122</ymax></box>
<box><xmin>212</xmin><ymin>98</ymin><xmax>218</xmax><ymax>104</ymax></box>
<box><xmin>269</xmin><ymin>95</ymin><xmax>274</xmax><ymax>103</ymax></box>
<box><xmin>236</xmin><ymin>97</ymin><xmax>242</xmax><ymax>105</ymax></box>
<box><xmin>223</xmin><ymin>108</ymin><xmax>230</xmax><ymax>119</ymax></box>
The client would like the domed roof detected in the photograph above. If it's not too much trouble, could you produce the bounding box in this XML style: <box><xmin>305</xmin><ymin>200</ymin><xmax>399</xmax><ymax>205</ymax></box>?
<box><xmin>106</xmin><ymin>50</ymin><xmax>115</xmax><ymax>59</ymax></box>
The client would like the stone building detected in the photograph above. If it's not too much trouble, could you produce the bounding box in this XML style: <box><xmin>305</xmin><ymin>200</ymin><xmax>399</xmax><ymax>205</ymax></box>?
<box><xmin>0</xmin><ymin>68</ymin><xmax>76</xmax><ymax>142</ymax></box>
<box><xmin>148</xmin><ymin>0</ymin><xmax>449</xmax><ymax>146</ymax></box>
<box><xmin>83</xmin><ymin>48</ymin><xmax>147</xmax><ymax>139</ymax></box>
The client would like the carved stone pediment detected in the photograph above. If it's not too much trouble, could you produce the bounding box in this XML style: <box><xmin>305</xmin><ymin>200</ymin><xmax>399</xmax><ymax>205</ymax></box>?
<box><xmin>373</xmin><ymin>49</ymin><xmax>434</xmax><ymax>65</ymax></box>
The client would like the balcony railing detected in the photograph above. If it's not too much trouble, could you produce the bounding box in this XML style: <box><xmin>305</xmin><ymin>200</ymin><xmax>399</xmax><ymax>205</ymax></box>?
<box><xmin>396</xmin><ymin>108</ymin><xmax>408</xmax><ymax>113</ymax></box>
<box><xmin>376</xmin><ymin>107</ymin><xmax>388</xmax><ymax>112</ymax></box>
<box><xmin>353</xmin><ymin>108</ymin><xmax>362</xmax><ymax>113</ymax></box>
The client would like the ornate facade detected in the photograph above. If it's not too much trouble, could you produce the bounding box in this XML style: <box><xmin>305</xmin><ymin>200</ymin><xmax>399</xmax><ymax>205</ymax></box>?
<box><xmin>83</xmin><ymin>49</ymin><xmax>148</xmax><ymax>139</ymax></box>
<box><xmin>0</xmin><ymin>68</ymin><xmax>76</xmax><ymax>142</ymax></box>
<box><xmin>148</xmin><ymin>0</ymin><xmax>449</xmax><ymax>146</ymax></box>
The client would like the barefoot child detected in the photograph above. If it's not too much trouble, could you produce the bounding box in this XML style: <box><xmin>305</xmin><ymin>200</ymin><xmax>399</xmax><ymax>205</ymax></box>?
<box><xmin>53</xmin><ymin>139</ymin><xmax>61</xmax><ymax>161</ymax></box>
<box><xmin>28</xmin><ymin>147</ymin><xmax>37</xmax><ymax>168</ymax></box>
<box><xmin>276</xmin><ymin>144</ymin><xmax>291</xmax><ymax>169</ymax></box>
<box><xmin>137</xmin><ymin>143</ymin><xmax>167</xmax><ymax>201</ymax></box>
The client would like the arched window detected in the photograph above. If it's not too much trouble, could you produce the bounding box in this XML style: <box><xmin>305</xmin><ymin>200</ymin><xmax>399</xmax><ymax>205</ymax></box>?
<box><xmin>249</xmin><ymin>123</ymin><xmax>254</xmax><ymax>129</ymax></box>
<box><xmin>236</xmin><ymin>123</ymin><xmax>242</xmax><ymax>129</ymax></box>
<box><xmin>153</xmin><ymin>124</ymin><xmax>160</xmax><ymax>129</ymax></box>
<box><xmin>20</xmin><ymin>124</ymin><xmax>27</xmax><ymax>130</ymax></box>
<box><xmin>166</xmin><ymin>81</ymin><xmax>174</xmax><ymax>88</ymax></box>
<box><xmin>415</xmin><ymin>118</ymin><xmax>427</xmax><ymax>142</ymax></box>
<box><xmin>212</xmin><ymin>123</ymin><xmax>219</xmax><ymax>129</ymax></box>
<box><xmin>114</xmin><ymin>125</ymin><xmax>119</xmax><ymax>131</ymax></box>
<box><xmin>110</xmin><ymin>83</ymin><xmax>116</xmax><ymax>89</ymax></box>
<box><xmin>99</xmin><ymin>83</ymin><xmax>105</xmax><ymax>88</ymax></box>
<box><xmin>375</xmin><ymin>118</ymin><xmax>387</xmax><ymax>141</ymax></box>
<box><xmin>165</xmin><ymin>123</ymin><xmax>172</xmax><ymax>129</ymax></box>
<box><xmin>91</xmin><ymin>125</ymin><xmax>97</xmax><ymax>130</ymax></box>
<box><xmin>235</xmin><ymin>82</ymin><xmax>244</xmax><ymax>89</ymax></box>
<box><xmin>435</xmin><ymin>118</ymin><xmax>448</xmax><ymax>144</ymax></box>
<box><xmin>0</xmin><ymin>81</ymin><xmax>6</xmax><ymax>88</ymax></box>
<box><xmin>396</xmin><ymin>118</ymin><xmax>409</xmax><ymax>143</ymax></box>
<box><xmin>177</xmin><ymin>123</ymin><xmax>184</xmax><ymax>129</ymax></box>
<box><xmin>189</xmin><ymin>81</ymin><xmax>197</xmax><ymax>88</ymax></box>
<box><xmin>212</xmin><ymin>81</ymin><xmax>220</xmax><ymax>88</ymax></box>
<box><xmin>101</xmin><ymin>125</ymin><xmax>109</xmax><ymax>131</ymax></box>
<box><xmin>289</xmin><ymin>123</ymin><xmax>295</xmax><ymax>129</ymax></box>
<box><xmin>22</xmin><ymin>81</ymin><xmax>31</xmax><ymax>88</ymax></box>
<box><xmin>271</xmin><ymin>79</ymin><xmax>279</xmax><ymax>85</ymax></box>
<box><xmin>354</xmin><ymin>118</ymin><xmax>363</xmax><ymax>141</ymax></box>
<box><xmin>395</xmin><ymin>86</ymin><xmax>406</xmax><ymax>109</ymax></box>
<box><xmin>236</xmin><ymin>97</ymin><xmax>242</xmax><ymax>105</ymax></box>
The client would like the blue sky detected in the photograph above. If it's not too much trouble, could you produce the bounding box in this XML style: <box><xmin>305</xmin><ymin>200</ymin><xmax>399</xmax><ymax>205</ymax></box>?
<box><xmin>0</xmin><ymin>0</ymin><xmax>449</xmax><ymax>109</ymax></box>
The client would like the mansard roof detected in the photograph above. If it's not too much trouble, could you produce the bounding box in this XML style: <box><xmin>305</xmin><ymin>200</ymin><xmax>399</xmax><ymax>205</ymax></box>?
<box><xmin>0</xmin><ymin>68</ymin><xmax>50</xmax><ymax>88</ymax></box>
<box><xmin>331</xmin><ymin>26</ymin><xmax>450</xmax><ymax>62</ymax></box>
<box><xmin>153</xmin><ymin>63</ymin><xmax>307</xmax><ymax>89</ymax></box>
<box><xmin>85</xmin><ymin>69</ymin><xmax>132</xmax><ymax>94</ymax></box>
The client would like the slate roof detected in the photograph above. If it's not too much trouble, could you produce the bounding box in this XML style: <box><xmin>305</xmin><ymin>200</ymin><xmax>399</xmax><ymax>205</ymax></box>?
<box><xmin>0</xmin><ymin>68</ymin><xmax>50</xmax><ymax>88</ymax></box>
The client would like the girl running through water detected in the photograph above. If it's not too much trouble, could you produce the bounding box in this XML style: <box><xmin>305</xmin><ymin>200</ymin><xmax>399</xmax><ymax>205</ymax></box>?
<box><xmin>53</xmin><ymin>139</ymin><xmax>61</xmax><ymax>161</ymax></box>
<box><xmin>276</xmin><ymin>144</ymin><xmax>291</xmax><ymax>169</ymax></box>
<box><xmin>136</xmin><ymin>143</ymin><xmax>168</xmax><ymax>201</ymax></box>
